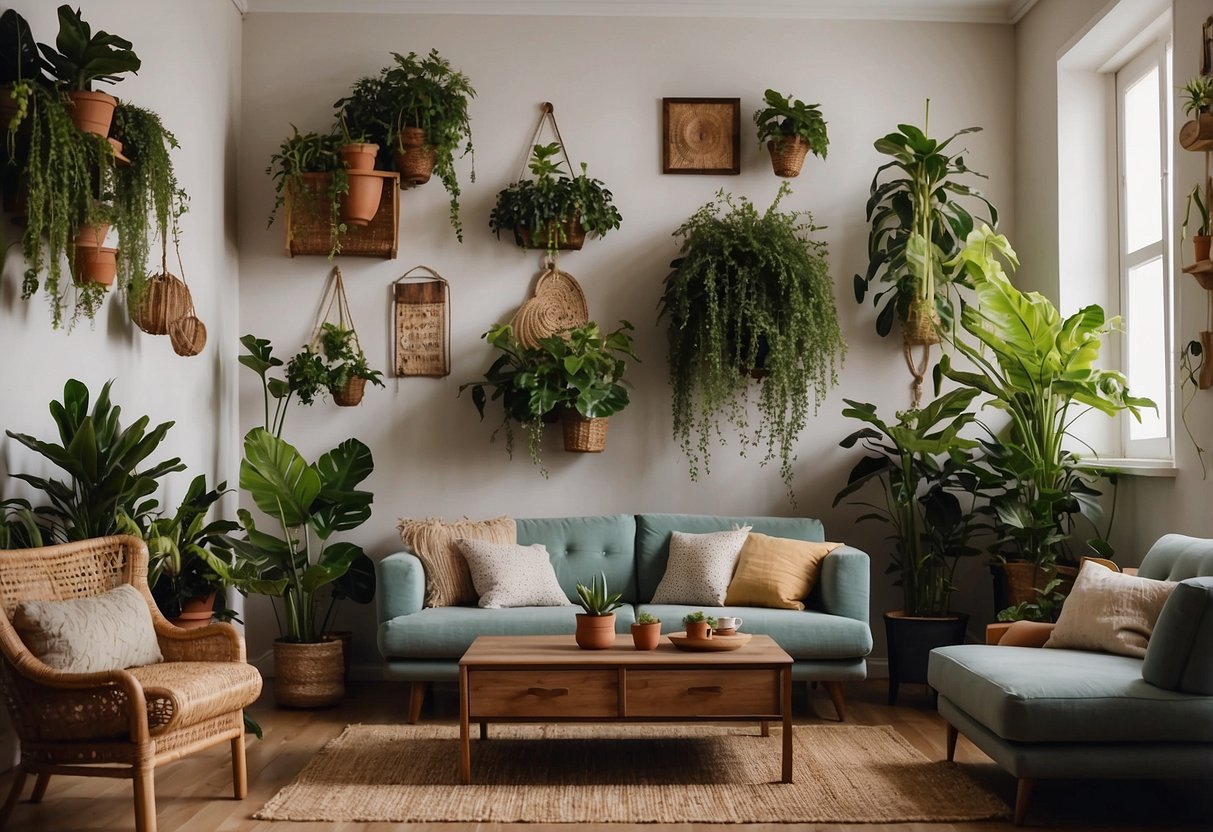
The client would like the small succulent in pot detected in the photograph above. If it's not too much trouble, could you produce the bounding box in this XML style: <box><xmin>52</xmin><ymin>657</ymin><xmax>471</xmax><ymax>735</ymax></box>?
<box><xmin>631</xmin><ymin>611</ymin><xmax>662</xmax><ymax>650</ymax></box>
<box><xmin>681</xmin><ymin>610</ymin><xmax>717</xmax><ymax>639</ymax></box>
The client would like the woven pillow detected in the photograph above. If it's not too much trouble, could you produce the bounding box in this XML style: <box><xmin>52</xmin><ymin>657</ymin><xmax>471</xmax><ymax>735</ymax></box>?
<box><xmin>725</xmin><ymin>534</ymin><xmax>842</xmax><ymax>610</ymax></box>
<box><xmin>13</xmin><ymin>585</ymin><xmax>163</xmax><ymax>673</ymax></box>
<box><xmin>456</xmin><ymin>539</ymin><xmax>572</xmax><ymax>609</ymax></box>
<box><xmin>398</xmin><ymin>516</ymin><xmax>516</xmax><ymax>607</ymax></box>
<box><xmin>1044</xmin><ymin>560</ymin><xmax>1176</xmax><ymax>658</ymax></box>
<box><xmin>651</xmin><ymin>527</ymin><xmax>752</xmax><ymax>606</ymax></box>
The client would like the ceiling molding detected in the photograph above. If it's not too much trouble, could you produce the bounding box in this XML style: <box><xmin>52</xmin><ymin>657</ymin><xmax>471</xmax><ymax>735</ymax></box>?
<box><xmin>230</xmin><ymin>0</ymin><xmax>249</xmax><ymax>14</ymax></box>
<box><xmin>245</xmin><ymin>0</ymin><xmax>1026</xmax><ymax>25</ymax></box>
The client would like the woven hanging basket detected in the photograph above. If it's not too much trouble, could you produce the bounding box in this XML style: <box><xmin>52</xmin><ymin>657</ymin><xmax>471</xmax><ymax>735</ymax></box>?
<box><xmin>131</xmin><ymin>272</ymin><xmax>192</xmax><ymax>335</ymax></box>
<box><xmin>562</xmin><ymin>412</ymin><xmax>608</xmax><ymax>453</ymax></box>
<box><xmin>903</xmin><ymin>298</ymin><xmax>941</xmax><ymax>346</ymax></box>
<box><xmin>767</xmin><ymin>136</ymin><xmax>811</xmax><ymax>177</ymax></box>
<box><xmin>513</xmin><ymin>215</ymin><xmax>586</xmax><ymax>251</ymax></box>
<box><xmin>332</xmin><ymin>376</ymin><xmax>367</xmax><ymax>407</ymax></box>
<box><xmin>396</xmin><ymin>127</ymin><xmax>437</xmax><ymax>187</ymax></box>
<box><xmin>169</xmin><ymin>315</ymin><xmax>207</xmax><ymax>357</ymax></box>
<box><xmin>512</xmin><ymin>267</ymin><xmax>590</xmax><ymax>349</ymax></box>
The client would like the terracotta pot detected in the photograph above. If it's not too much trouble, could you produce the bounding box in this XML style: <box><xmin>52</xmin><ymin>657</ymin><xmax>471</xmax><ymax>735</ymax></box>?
<box><xmin>339</xmin><ymin>142</ymin><xmax>379</xmax><ymax>171</ymax></box>
<box><xmin>67</xmin><ymin>90</ymin><xmax>118</xmax><ymax>137</ymax></box>
<box><xmin>339</xmin><ymin>169</ymin><xmax>385</xmax><ymax>226</ymax></box>
<box><xmin>767</xmin><ymin>135</ymin><xmax>811</xmax><ymax>177</ymax></box>
<box><xmin>631</xmin><ymin>621</ymin><xmax>661</xmax><ymax>650</ymax></box>
<box><xmin>1195</xmin><ymin>235</ymin><xmax>1211</xmax><ymax>264</ymax></box>
<box><xmin>684</xmin><ymin>620</ymin><xmax>713</xmax><ymax>640</ymax></box>
<box><xmin>170</xmin><ymin>592</ymin><xmax>216</xmax><ymax>630</ymax></box>
<box><xmin>332</xmin><ymin>376</ymin><xmax>367</xmax><ymax>406</ymax></box>
<box><xmin>73</xmin><ymin>244</ymin><xmax>117</xmax><ymax>287</ymax></box>
<box><xmin>513</xmin><ymin>214</ymin><xmax>586</xmax><ymax>251</ymax></box>
<box><xmin>75</xmin><ymin>223</ymin><xmax>110</xmax><ymax>248</ymax></box>
<box><xmin>273</xmin><ymin>638</ymin><xmax>345</xmax><ymax>708</ymax></box>
<box><xmin>395</xmin><ymin>126</ymin><xmax>436</xmax><ymax>186</ymax></box>
<box><xmin>575</xmin><ymin>613</ymin><xmax>616</xmax><ymax>650</ymax></box>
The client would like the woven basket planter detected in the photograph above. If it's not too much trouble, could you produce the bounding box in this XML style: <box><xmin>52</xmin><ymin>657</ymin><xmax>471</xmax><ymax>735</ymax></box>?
<box><xmin>274</xmin><ymin>638</ymin><xmax>345</xmax><ymax>708</ymax></box>
<box><xmin>563</xmin><ymin>413</ymin><xmax>608</xmax><ymax>453</ymax></box>
<box><xmin>902</xmin><ymin>298</ymin><xmax>941</xmax><ymax>346</ymax></box>
<box><xmin>131</xmin><ymin>272</ymin><xmax>192</xmax><ymax>334</ymax></box>
<box><xmin>396</xmin><ymin>127</ymin><xmax>437</xmax><ymax>187</ymax></box>
<box><xmin>766</xmin><ymin>136</ymin><xmax>811</xmax><ymax>177</ymax></box>
<box><xmin>514</xmin><ymin>215</ymin><xmax>586</xmax><ymax>251</ymax></box>
<box><xmin>170</xmin><ymin>315</ymin><xmax>207</xmax><ymax>357</ymax></box>
<box><xmin>332</xmin><ymin>376</ymin><xmax>367</xmax><ymax>407</ymax></box>
<box><xmin>285</xmin><ymin>172</ymin><xmax>399</xmax><ymax>259</ymax></box>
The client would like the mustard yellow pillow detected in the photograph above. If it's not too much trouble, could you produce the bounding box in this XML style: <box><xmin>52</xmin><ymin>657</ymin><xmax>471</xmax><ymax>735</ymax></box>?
<box><xmin>724</xmin><ymin>534</ymin><xmax>842</xmax><ymax>610</ymax></box>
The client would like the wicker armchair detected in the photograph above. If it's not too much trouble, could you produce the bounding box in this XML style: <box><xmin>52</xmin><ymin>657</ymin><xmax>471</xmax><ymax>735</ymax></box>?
<box><xmin>0</xmin><ymin>536</ymin><xmax>262</xmax><ymax>832</ymax></box>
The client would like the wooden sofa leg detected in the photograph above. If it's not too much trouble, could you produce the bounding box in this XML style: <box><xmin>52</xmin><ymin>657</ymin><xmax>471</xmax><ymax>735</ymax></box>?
<box><xmin>1014</xmin><ymin>778</ymin><xmax>1034</xmax><ymax>826</ymax></box>
<box><xmin>823</xmin><ymin>681</ymin><xmax>846</xmax><ymax>721</ymax></box>
<box><xmin>231</xmin><ymin>734</ymin><xmax>248</xmax><ymax>799</ymax></box>
<box><xmin>0</xmin><ymin>767</ymin><xmax>27</xmax><ymax>828</ymax></box>
<box><xmin>945</xmin><ymin>723</ymin><xmax>958</xmax><ymax>761</ymax></box>
<box><xmin>29</xmin><ymin>773</ymin><xmax>49</xmax><ymax>804</ymax></box>
<box><xmin>132</xmin><ymin>765</ymin><xmax>157</xmax><ymax>832</ymax></box>
<box><xmin>408</xmin><ymin>681</ymin><xmax>428</xmax><ymax>724</ymax></box>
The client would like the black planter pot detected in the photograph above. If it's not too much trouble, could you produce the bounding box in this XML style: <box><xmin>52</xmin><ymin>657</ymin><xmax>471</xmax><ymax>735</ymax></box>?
<box><xmin>884</xmin><ymin>610</ymin><xmax>969</xmax><ymax>706</ymax></box>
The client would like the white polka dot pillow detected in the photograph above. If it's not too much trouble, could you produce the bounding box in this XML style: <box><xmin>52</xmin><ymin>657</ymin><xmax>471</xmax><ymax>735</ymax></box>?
<box><xmin>650</xmin><ymin>527</ymin><xmax>752</xmax><ymax>606</ymax></box>
<box><xmin>456</xmin><ymin>539</ymin><xmax>573</xmax><ymax>609</ymax></box>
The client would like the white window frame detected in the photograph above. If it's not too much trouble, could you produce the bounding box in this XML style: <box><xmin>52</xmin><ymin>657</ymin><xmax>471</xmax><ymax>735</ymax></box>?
<box><xmin>1115</xmin><ymin>35</ymin><xmax>1173</xmax><ymax>461</ymax></box>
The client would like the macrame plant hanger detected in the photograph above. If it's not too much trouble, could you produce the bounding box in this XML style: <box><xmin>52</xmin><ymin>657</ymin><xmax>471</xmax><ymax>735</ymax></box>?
<box><xmin>517</xmin><ymin>102</ymin><xmax>584</xmax><ymax>265</ymax></box>
<box><xmin>393</xmin><ymin>265</ymin><xmax>451</xmax><ymax>378</ymax></box>
<box><xmin>309</xmin><ymin>266</ymin><xmax>369</xmax><ymax>406</ymax></box>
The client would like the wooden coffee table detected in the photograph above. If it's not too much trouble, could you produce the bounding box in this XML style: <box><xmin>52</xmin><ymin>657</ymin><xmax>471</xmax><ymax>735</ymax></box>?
<box><xmin>458</xmin><ymin>633</ymin><xmax>794</xmax><ymax>784</ymax></box>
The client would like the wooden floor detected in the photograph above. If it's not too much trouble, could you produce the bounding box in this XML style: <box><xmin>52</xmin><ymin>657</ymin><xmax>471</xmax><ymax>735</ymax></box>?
<box><xmin>2</xmin><ymin>678</ymin><xmax>1208</xmax><ymax>831</ymax></box>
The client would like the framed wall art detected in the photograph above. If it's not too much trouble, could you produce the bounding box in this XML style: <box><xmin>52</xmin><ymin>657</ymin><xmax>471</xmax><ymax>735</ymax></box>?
<box><xmin>662</xmin><ymin>97</ymin><xmax>740</xmax><ymax>175</ymax></box>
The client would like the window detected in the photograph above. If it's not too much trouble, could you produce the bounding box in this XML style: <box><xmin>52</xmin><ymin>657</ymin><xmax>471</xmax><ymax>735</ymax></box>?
<box><xmin>1115</xmin><ymin>36</ymin><xmax>1172</xmax><ymax>459</ymax></box>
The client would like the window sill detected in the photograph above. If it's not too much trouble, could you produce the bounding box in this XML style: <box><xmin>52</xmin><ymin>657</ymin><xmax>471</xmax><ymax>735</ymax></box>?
<box><xmin>1075</xmin><ymin>458</ymin><xmax>1177</xmax><ymax>477</ymax></box>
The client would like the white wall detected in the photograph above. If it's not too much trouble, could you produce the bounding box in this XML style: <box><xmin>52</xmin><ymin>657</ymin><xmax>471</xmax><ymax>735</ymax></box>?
<box><xmin>238</xmin><ymin>12</ymin><xmax>1016</xmax><ymax>669</ymax></box>
<box><xmin>0</xmin><ymin>0</ymin><xmax>242</xmax><ymax>763</ymax></box>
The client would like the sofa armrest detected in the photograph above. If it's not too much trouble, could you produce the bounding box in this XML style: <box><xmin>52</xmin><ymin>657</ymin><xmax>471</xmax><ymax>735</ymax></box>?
<box><xmin>376</xmin><ymin>552</ymin><xmax>425</xmax><ymax>623</ymax></box>
<box><xmin>816</xmin><ymin>545</ymin><xmax>869</xmax><ymax>623</ymax></box>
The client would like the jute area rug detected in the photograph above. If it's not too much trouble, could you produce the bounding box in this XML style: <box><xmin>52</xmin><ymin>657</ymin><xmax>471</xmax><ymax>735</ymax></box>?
<box><xmin>256</xmin><ymin>723</ymin><xmax>1008</xmax><ymax>823</ymax></box>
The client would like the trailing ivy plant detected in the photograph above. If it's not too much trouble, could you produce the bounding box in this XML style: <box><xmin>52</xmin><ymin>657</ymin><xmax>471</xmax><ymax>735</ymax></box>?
<box><xmin>266</xmin><ymin>126</ymin><xmax>346</xmax><ymax>258</ymax></box>
<box><xmin>658</xmin><ymin>184</ymin><xmax>845</xmax><ymax>498</ymax></box>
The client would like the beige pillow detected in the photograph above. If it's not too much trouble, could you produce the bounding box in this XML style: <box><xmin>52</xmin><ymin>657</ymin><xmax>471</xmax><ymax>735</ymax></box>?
<box><xmin>398</xmin><ymin>516</ymin><xmax>516</xmax><ymax>607</ymax></box>
<box><xmin>725</xmin><ymin>534</ymin><xmax>842</xmax><ymax>610</ymax></box>
<box><xmin>651</xmin><ymin>527</ymin><xmax>752</xmax><ymax>606</ymax></box>
<box><xmin>1044</xmin><ymin>560</ymin><xmax>1176</xmax><ymax>658</ymax></box>
<box><xmin>13</xmin><ymin>585</ymin><xmax>163</xmax><ymax>673</ymax></box>
<box><xmin>455</xmin><ymin>539</ymin><xmax>572</xmax><ymax>609</ymax></box>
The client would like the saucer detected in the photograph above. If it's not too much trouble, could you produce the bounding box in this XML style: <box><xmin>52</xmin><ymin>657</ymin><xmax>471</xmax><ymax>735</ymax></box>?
<box><xmin>668</xmin><ymin>631</ymin><xmax>752</xmax><ymax>652</ymax></box>
<box><xmin>713</xmin><ymin>627</ymin><xmax>737</xmax><ymax>636</ymax></box>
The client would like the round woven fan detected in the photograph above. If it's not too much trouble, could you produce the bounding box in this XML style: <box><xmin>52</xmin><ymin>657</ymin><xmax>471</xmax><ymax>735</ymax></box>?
<box><xmin>512</xmin><ymin>266</ymin><xmax>589</xmax><ymax>348</ymax></box>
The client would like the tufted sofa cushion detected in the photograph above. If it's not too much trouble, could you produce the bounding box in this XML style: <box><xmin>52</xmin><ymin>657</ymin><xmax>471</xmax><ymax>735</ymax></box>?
<box><xmin>516</xmin><ymin>514</ymin><xmax>637</xmax><ymax>602</ymax></box>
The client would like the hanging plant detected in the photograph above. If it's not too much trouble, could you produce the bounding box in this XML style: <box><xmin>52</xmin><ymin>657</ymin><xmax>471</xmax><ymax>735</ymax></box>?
<box><xmin>658</xmin><ymin>183</ymin><xmax>845</xmax><ymax>498</ymax></box>
<box><xmin>752</xmin><ymin>89</ymin><xmax>828</xmax><ymax>177</ymax></box>
<box><xmin>266</xmin><ymin>126</ymin><xmax>347</xmax><ymax>258</ymax></box>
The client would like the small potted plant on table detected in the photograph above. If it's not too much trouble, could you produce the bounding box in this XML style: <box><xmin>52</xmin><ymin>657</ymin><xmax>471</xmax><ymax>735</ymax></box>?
<box><xmin>753</xmin><ymin>88</ymin><xmax>828</xmax><ymax>178</ymax></box>
<box><xmin>574</xmin><ymin>572</ymin><xmax>624</xmax><ymax>650</ymax></box>
<box><xmin>631</xmin><ymin>611</ymin><xmax>661</xmax><ymax>650</ymax></box>
<box><xmin>682</xmin><ymin>611</ymin><xmax>717</xmax><ymax>640</ymax></box>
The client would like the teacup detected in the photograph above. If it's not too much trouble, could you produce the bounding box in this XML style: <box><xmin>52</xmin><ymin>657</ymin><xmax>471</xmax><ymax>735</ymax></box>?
<box><xmin>714</xmin><ymin>616</ymin><xmax>743</xmax><ymax>635</ymax></box>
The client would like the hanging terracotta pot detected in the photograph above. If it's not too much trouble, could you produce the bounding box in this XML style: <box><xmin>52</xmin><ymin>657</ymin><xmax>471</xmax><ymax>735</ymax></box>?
<box><xmin>339</xmin><ymin>142</ymin><xmax>378</xmax><ymax>172</ymax></box>
<box><xmin>73</xmin><ymin>244</ymin><xmax>117</xmax><ymax>287</ymax></box>
<box><xmin>339</xmin><ymin>170</ymin><xmax>388</xmax><ymax>226</ymax></box>
<box><xmin>767</xmin><ymin>135</ymin><xmax>811</xmax><ymax>177</ymax></box>
<box><xmin>67</xmin><ymin>90</ymin><xmax>118</xmax><ymax>137</ymax></box>
<box><xmin>395</xmin><ymin>126</ymin><xmax>437</xmax><ymax>187</ymax></box>
<box><xmin>74</xmin><ymin>223</ymin><xmax>110</xmax><ymax>249</ymax></box>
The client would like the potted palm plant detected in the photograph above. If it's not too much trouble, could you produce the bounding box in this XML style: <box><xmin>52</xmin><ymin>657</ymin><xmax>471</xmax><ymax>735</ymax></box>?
<box><xmin>833</xmin><ymin>388</ymin><xmax>986</xmax><ymax>704</ymax></box>
<box><xmin>658</xmin><ymin>183</ymin><xmax>844</xmax><ymax>499</ymax></box>
<box><xmin>938</xmin><ymin>227</ymin><xmax>1154</xmax><ymax>616</ymax></box>
<box><xmin>752</xmin><ymin>88</ymin><xmax>828</xmax><ymax>177</ymax></box>
<box><xmin>574</xmin><ymin>572</ymin><xmax>624</xmax><ymax>650</ymax></box>
<box><xmin>489</xmin><ymin>142</ymin><xmax>622</xmax><ymax>256</ymax></box>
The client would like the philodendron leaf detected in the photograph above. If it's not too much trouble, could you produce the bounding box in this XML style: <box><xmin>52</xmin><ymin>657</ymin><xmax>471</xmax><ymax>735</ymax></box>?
<box><xmin>240</xmin><ymin>428</ymin><xmax>320</xmax><ymax>526</ymax></box>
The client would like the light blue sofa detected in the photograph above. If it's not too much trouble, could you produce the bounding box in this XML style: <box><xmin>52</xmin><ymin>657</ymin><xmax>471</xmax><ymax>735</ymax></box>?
<box><xmin>929</xmin><ymin>534</ymin><xmax>1213</xmax><ymax>825</ymax></box>
<box><xmin>376</xmin><ymin>513</ymin><xmax>872</xmax><ymax>722</ymax></box>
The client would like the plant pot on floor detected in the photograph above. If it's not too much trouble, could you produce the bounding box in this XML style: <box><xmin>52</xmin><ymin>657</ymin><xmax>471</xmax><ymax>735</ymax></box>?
<box><xmin>563</xmin><ymin>412</ymin><xmax>608</xmax><ymax>452</ymax></box>
<box><xmin>884</xmin><ymin>610</ymin><xmax>968</xmax><ymax>706</ymax></box>
<box><xmin>339</xmin><ymin>170</ymin><xmax>391</xmax><ymax>227</ymax></box>
<box><xmin>67</xmin><ymin>90</ymin><xmax>118</xmax><ymax>137</ymax></box>
<box><xmin>766</xmin><ymin>135</ymin><xmax>811</xmax><ymax>177</ymax></box>
<box><xmin>332</xmin><ymin>376</ymin><xmax>367</xmax><ymax>406</ymax></box>
<box><xmin>170</xmin><ymin>592</ymin><xmax>216</xmax><ymax>630</ymax></box>
<box><xmin>339</xmin><ymin>142</ymin><xmax>379</xmax><ymax>172</ymax></box>
<box><xmin>513</xmin><ymin>215</ymin><xmax>586</xmax><ymax>251</ymax></box>
<box><xmin>631</xmin><ymin>621</ymin><xmax>661</xmax><ymax>650</ymax></box>
<box><xmin>395</xmin><ymin>127</ymin><xmax>436</xmax><ymax>187</ymax></box>
<box><xmin>575</xmin><ymin>613</ymin><xmax>616</xmax><ymax>649</ymax></box>
<box><xmin>73</xmin><ymin>244</ymin><xmax>117</xmax><ymax>287</ymax></box>
<box><xmin>273</xmin><ymin>638</ymin><xmax>345</xmax><ymax>708</ymax></box>
<box><xmin>322</xmin><ymin>630</ymin><xmax>353</xmax><ymax>684</ymax></box>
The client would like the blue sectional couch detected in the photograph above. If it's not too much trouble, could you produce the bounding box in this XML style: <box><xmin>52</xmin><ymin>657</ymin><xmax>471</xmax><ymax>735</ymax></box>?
<box><xmin>928</xmin><ymin>534</ymin><xmax>1213</xmax><ymax>825</ymax></box>
<box><xmin>376</xmin><ymin>513</ymin><xmax>872</xmax><ymax>721</ymax></box>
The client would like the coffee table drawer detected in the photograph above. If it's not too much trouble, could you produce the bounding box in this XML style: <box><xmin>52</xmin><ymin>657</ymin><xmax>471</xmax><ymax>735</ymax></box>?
<box><xmin>468</xmin><ymin>670</ymin><xmax>618</xmax><ymax>717</ymax></box>
<box><xmin>626</xmin><ymin>669</ymin><xmax>778</xmax><ymax>716</ymax></box>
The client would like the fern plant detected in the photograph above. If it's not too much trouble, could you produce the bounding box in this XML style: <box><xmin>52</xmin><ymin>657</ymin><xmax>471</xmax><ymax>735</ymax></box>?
<box><xmin>658</xmin><ymin>183</ymin><xmax>845</xmax><ymax>499</ymax></box>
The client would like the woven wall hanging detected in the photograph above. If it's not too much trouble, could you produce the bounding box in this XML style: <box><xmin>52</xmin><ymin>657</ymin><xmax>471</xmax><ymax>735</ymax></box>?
<box><xmin>511</xmin><ymin>261</ymin><xmax>589</xmax><ymax>348</ymax></box>
<box><xmin>394</xmin><ymin>266</ymin><xmax>451</xmax><ymax>377</ymax></box>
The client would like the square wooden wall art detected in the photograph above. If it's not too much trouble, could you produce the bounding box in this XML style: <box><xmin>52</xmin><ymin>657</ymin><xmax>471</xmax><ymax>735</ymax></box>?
<box><xmin>662</xmin><ymin>97</ymin><xmax>740</xmax><ymax>175</ymax></box>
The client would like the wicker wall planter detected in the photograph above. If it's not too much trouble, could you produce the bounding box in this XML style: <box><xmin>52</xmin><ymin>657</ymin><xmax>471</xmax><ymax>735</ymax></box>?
<box><xmin>767</xmin><ymin>135</ymin><xmax>811</xmax><ymax>177</ymax></box>
<box><xmin>563</xmin><ymin>412</ymin><xmax>608</xmax><ymax>453</ymax></box>
<box><xmin>274</xmin><ymin>638</ymin><xmax>345</xmax><ymax>708</ymax></box>
<box><xmin>332</xmin><ymin>376</ymin><xmax>366</xmax><ymax>406</ymax></box>
<box><xmin>395</xmin><ymin>127</ymin><xmax>437</xmax><ymax>186</ymax></box>
<box><xmin>285</xmin><ymin>171</ymin><xmax>400</xmax><ymax>259</ymax></box>
<box><xmin>513</xmin><ymin>214</ymin><xmax>585</xmax><ymax>251</ymax></box>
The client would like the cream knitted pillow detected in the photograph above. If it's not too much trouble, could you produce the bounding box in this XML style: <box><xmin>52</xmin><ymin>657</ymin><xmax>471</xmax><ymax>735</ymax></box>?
<box><xmin>398</xmin><ymin>516</ymin><xmax>516</xmax><ymax>607</ymax></box>
<box><xmin>456</xmin><ymin>539</ymin><xmax>572</xmax><ymax>609</ymax></box>
<box><xmin>14</xmin><ymin>585</ymin><xmax>163</xmax><ymax>673</ymax></box>
<box><xmin>651</xmin><ymin>527</ymin><xmax>752</xmax><ymax>606</ymax></box>
<box><xmin>1044</xmin><ymin>560</ymin><xmax>1176</xmax><ymax>658</ymax></box>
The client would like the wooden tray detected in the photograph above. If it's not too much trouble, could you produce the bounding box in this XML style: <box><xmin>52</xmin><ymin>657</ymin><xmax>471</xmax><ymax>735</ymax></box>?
<box><xmin>668</xmin><ymin>631</ymin><xmax>752</xmax><ymax>652</ymax></box>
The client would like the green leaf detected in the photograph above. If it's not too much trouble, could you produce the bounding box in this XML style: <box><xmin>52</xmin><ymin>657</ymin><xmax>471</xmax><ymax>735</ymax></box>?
<box><xmin>239</xmin><ymin>429</ymin><xmax>320</xmax><ymax>526</ymax></box>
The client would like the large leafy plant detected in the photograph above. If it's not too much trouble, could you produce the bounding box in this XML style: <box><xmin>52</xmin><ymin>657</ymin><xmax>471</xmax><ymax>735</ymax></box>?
<box><xmin>489</xmin><ymin>142</ymin><xmax>622</xmax><ymax>256</ymax></box>
<box><xmin>854</xmin><ymin>103</ymin><xmax>996</xmax><ymax>339</ymax></box>
<box><xmin>834</xmin><ymin>389</ymin><xmax>986</xmax><ymax>617</ymax></box>
<box><xmin>145</xmin><ymin>475</ymin><xmax>238</xmax><ymax>619</ymax></box>
<box><xmin>0</xmin><ymin>9</ymin><xmax>48</xmax><ymax>87</ymax></box>
<box><xmin>37</xmin><ymin>4</ymin><xmax>140</xmax><ymax>91</ymax></box>
<box><xmin>937</xmin><ymin>227</ymin><xmax>1154</xmax><ymax>570</ymax></box>
<box><xmin>658</xmin><ymin>184</ymin><xmax>845</xmax><ymax>498</ymax></box>
<box><xmin>4</xmin><ymin>379</ymin><xmax>184</xmax><ymax>543</ymax></box>
<box><xmin>753</xmin><ymin>89</ymin><xmax>828</xmax><ymax>157</ymax></box>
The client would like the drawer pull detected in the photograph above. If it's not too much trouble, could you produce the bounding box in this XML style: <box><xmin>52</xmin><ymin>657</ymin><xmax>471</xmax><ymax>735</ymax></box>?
<box><xmin>687</xmin><ymin>685</ymin><xmax>724</xmax><ymax>695</ymax></box>
<box><xmin>526</xmin><ymin>687</ymin><xmax>569</xmax><ymax>698</ymax></box>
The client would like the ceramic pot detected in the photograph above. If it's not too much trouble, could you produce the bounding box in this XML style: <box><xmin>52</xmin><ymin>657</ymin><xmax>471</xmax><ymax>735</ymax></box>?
<box><xmin>575</xmin><ymin>613</ymin><xmax>616</xmax><ymax>650</ymax></box>
<box><xmin>684</xmin><ymin>620</ymin><xmax>712</xmax><ymax>640</ymax></box>
<box><xmin>339</xmin><ymin>142</ymin><xmax>379</xmax><ymax>171</ymax></box>
<box><xmin>170</xmin><ymin>592</ymin><xmax>215</xmax><ymax>630</ymax></box>
<box><xmin>1195</xmin><ymin>235</ymin><xmax>1211</xmax><ymax>264</ymax></box>
<box><xmin>67</xmin><ymin>90</ymin><xmax>118</xmax><ymax>137</ymax></box>
<box><xmin>73</xmin><ymin>244</ymin><xmax>117</xmax><ymax>287</ymax></box>
<box><xmin>339</xmin><ymin>169</ymin><xmax>385</xmax><ymax>226</ymax></box>
<box><xmin>884</xmin><ymin>611</ymin><xmax>968</xmax><ymax>706</ymax></box>
<box><xmin>631</xmin><ymin>621</ymin><xmax>661</xmax><ymax>650</ymax></box>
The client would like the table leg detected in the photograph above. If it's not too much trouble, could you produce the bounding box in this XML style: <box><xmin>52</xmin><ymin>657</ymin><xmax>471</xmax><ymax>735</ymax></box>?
<box><xmin>459</xmin><ymin>665</ymin><xmax>471</xmax><ymax>784</ymax></box>
<box><xmin>479</xmin><ymin>722</ymin><xmax>488</xmax><ymax>740</ymax></box>
<box><xmin>760</xmin><ymin>721</ymin><xmax>770</xmax><ymax>737</ymax></box>
<box><xmin>781</xmin><ymin>666</ymin><xmax>793</xmax><ymax>783</ymax></box>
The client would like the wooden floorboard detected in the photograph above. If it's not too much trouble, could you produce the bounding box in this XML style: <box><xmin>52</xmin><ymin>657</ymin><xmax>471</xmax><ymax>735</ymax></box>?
<box><xmin>1</xmin><ymin>678</ymin><xmax>1207</xmax><ymax>831</ymax></box>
